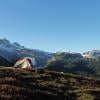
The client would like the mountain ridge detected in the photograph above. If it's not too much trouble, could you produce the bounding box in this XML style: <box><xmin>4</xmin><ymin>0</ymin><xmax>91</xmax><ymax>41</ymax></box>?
<box><xmin>0</xmin><ymin>38</ymin><xmax>52</xmax><ymax>67</ymax></box>
<box><xmin>0</xmin><ymin>38</ymin><xmax>100</xmax><ymax>67</ymax></box>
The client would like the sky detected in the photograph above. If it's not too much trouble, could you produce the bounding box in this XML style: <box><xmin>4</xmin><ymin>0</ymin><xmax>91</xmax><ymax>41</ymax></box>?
<box><xmin>0</xmin><ymin>0</ymin><xmax>100</xmax><ymax>53</ymax></box>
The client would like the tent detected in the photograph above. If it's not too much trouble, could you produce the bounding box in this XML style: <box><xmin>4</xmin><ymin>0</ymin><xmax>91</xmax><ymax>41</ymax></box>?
<box><xmin>14</xmin><ymin>57</ymin><xmax>36</xmax><ymax>69</ymax></box>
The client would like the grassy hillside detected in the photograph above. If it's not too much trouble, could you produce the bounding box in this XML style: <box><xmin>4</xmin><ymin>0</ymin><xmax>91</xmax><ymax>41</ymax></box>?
<box><xmin>0</xmin><ymin>67</ymin><xmax>100</xmax><ymax>100</ymax></box>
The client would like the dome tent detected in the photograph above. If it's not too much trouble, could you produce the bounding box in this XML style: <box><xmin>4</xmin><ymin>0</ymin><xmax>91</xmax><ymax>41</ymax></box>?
<box><xmin>14</xmin><ymin>57</ymin><xmax>36</xmax><ymax>68</ymax></box>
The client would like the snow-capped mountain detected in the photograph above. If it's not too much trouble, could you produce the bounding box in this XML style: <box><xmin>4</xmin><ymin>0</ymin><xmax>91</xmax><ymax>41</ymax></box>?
<box><xmin>0</xmin><ymin>39</ymin><xmax>21</xmax><ymax>62</ymax></box>
<box><xmin>82</xmin><ymin>50</ymin><xmax>100</xmax><ymax>58</ymax></box>
<box><xmin>0</xmin><ymin>38</ymin><xmax>52</xmax><ymax>67</ymax></box>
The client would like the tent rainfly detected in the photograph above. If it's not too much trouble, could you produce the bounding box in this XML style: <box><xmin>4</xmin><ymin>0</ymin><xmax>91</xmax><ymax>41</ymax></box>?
<box><xmin>14</xmin><ymin>57</ymin><xmax>36</xmax><ymax>69</ymax></box>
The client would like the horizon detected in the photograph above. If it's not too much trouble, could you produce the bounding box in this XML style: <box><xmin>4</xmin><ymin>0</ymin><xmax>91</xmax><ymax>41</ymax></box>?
<box><xmin>0</xmin><ymin>38</ymin><xmax>100</xmax><ymax>54</ymax></box>
<box><xmin>0</xmin><ymin>0</ymin><xmax>100</xmax><ymax>53</ymax></box>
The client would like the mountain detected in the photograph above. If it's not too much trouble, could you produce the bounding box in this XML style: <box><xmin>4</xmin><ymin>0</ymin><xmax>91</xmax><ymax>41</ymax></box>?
<box><xmin>82</xmin><ymin>50</ymin><xmax>100</xmax><ymax>59</ymax></box>
<box><xmin>0</xmin><ymin>55</ymin><xmax>12</xmax><ymax>66</ymax></box>
<box><xmin>0</xmin><ymin>38</ymin><xmax>52</xmax><ymax>67</ymax></box>
<box><xmin>0</xmin><ymin>38</ymin><xmax>100</xmax><ymax>74</ymax></box>
<box><xmin>46</xmin><ymin>52</ymin><xmax>90</xmax><ymax>73</ymax></box>
<box><xmin>46</xmin><ymin>51</ymin><xmax>100</xmax><ymax>79</ymax></box>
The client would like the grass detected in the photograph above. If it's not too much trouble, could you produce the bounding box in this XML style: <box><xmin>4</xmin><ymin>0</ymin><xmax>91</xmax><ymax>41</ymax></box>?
<box><xmin>0</xmin><ymin>67</ymin><xmax>100</xmax><ymax>100</ymax></box>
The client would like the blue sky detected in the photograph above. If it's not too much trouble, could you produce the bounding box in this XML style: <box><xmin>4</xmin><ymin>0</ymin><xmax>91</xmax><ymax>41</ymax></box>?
<box><xmin>0</xmin><ymin>0</ymin><xmax>100</xmax><ymax>53</ymax></box>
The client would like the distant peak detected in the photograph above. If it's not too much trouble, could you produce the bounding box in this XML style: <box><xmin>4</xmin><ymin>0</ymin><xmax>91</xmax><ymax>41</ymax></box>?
<box><xmin>0</xmin><ymin>38</ymin><xmax>10</xmax><ymax>45</ymax></box>
<box><xmin>13</xmin><ymin>42</ymin><xmax>21</xmax><ymax>47</ymax></box>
